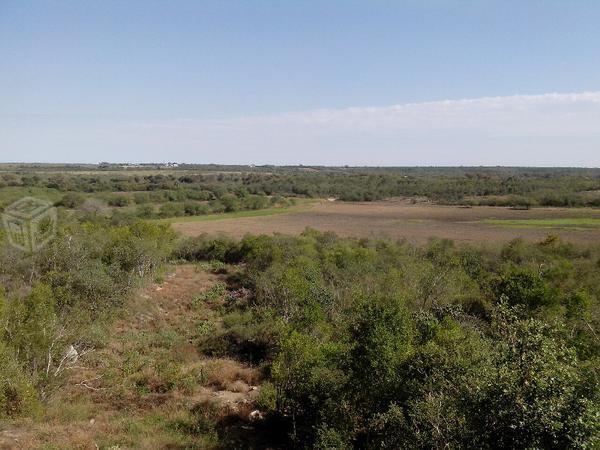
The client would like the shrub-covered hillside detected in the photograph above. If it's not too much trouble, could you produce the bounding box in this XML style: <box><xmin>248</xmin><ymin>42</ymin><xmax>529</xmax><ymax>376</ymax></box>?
<box><xmin>0</xmin><ymin>219</ymin><xmax>175</xmax><ymax>420</ymax></box>
<box><xmin>1</xmin><ymin>216</ymin><xmax>598</xmax><ymax>448</ymax></box>
<box><xmin>177</xmin><ymin>231</ymin><xmax>600</xmax><ymax>448</ymax></box>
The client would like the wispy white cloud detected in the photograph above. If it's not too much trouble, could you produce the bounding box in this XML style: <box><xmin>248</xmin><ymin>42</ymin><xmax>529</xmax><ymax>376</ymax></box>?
<box><xmin>3</xmin><ymin>92</ymin><xmax>600</xmax><ymax>165</ymax></box>
<box><xmin>133</xmin><ymin>91</ymin><xmax>600</xmax><ymax>132</ymax></box>
<box><xmin>124</xmin><ymin>91</ymin><xmax>600</xmax><ymax>165</ymax></box>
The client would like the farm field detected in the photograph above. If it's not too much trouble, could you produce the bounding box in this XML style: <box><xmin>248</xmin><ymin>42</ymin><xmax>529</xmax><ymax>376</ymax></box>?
<box><xmin>171</xmin><ymin>199</ymin><xmax>600</xmax><ymax>244</ymax></box>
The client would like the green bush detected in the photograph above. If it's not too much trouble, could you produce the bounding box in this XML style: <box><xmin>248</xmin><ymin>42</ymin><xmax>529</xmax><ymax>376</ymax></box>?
<box><xmin>494</xmin><ymin>265</ymin><xmax>557</xmax><ymax>310</ymax></box>
<box><xmin>107</xmin><ymin>195</ymin><xmax>130</xmax><ymax>207</ymax></box>
<box><xmin>220</xmin><ymin>194</ymin><xmax>241</xmax><ymax>212</ymax></box>
<box><xmin>183</xmin><ymin>202</ymin><xmax>209</xmax><ymax>216</ymax></box>
<box><xmin>0</xmin><ymin>342</ymin><xmax>40</xmax><ymax>419</ymax></box>
<box><xmin>55</xmin><ymin>192</ymin><xmax>85</xmax><ymax>208</ymax></box>
<box><xmin>175</xmin><ymin>235</ymin><xmax>240</xmax><ymax>262</ymax></box>
<box><xmin>192</xmin><ymin>282</ymin><xmax>227</xmax><ymax>307</ymax></box>
<box><xmin>136</xmin><ymin>203</ymin><xmax>155</xmax><ymax>218</ymax></box>
<box><xmin>197</xmin><ymin>231</ymin><xmax>600</xmax><ymax>448</ymax></box>
<box><xmin>159</xmin><ymin>202</ymin><xmax>185</xmax><ymax>218</ymax></box>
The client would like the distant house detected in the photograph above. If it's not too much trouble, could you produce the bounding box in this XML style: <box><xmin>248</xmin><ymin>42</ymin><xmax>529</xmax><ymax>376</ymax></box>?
<box><xmin>160</xmin><ymin>162</ymin><xmax>180</xmax><ymax>169</ymax></box>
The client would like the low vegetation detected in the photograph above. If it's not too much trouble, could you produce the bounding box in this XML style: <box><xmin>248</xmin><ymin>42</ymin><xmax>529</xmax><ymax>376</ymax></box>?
<box><xmin>0</xmin><ymin>217</ymin><xmax>175</xmax><ymax>420</ymax></box>
<box><xmin>173</xmin><ymin>231</ymin><xmax>599</xmax><ymax>448</ymax></box>
<box><xmin>485</xmin><ymin>217</ymin><xmax>600</xmax><ymax>228</ymax></box>
<box><xmin>0</xmin><ymin>165</ymin><xmax>599</xmax><ymax>448</ymax></box>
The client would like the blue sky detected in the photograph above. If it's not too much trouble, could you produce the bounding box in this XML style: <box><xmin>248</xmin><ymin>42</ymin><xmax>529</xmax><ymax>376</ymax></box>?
<box><xmin>1</xmin><ymin>0</ymin><xmax>600</xmax><ymax>165</ymax></box>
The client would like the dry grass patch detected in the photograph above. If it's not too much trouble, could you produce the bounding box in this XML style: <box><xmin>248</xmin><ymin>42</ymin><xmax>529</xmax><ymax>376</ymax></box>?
<box><xmin>203</xmin><ymin>358</ymin><xmax>260</xmax><ymax>391</ymax></box>
<box><xmin>172</xmin><ymin>200</ymin><xmax>600</xmax><ymax>245</ymax></box>
<box><xmin>0</xmin><ymin>264</ymin><xmax>266</xmax><ymax>449</ymax></box>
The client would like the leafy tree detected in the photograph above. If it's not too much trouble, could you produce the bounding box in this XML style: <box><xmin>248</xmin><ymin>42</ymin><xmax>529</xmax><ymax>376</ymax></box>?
<box><xmin>471</xmin><ymin>303</ymin><xmax>599</xmax><ymax>448</ymax></box>
<box><xmin>494</xmin><ymin>265</ymin><xmax>557</xmax><ymax>310</ymax></box>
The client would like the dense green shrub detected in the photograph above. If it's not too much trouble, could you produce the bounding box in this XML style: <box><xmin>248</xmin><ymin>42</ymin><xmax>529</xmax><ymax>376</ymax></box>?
<box><xmin>107</xmin><ymin>195</ymin><xmax>130</xmax><ymax>207</ymax></box>
<box><xmin>0</xmin><ymin>342</ymin><xmax>40</xmax><ymax>419</ymax></box>
<box><xmin>220</xmin><ymin>194</ymin><xmax>241</xmax><ymax>212</ymax></box>
<box><xmin>183</xmin><ymin>201</ymin><xmax>209</xmax><ymax>216</ymax></box>
<box><xmin>494</xmin><ymin>265</ymin><xmax>557</xmax><ymax>310</ymax></box>
<box><xmin>55</xmin><ymin>192</ymin><xmax>85</xmax><ymax>208</ymax></box>
<box><xmin>179</xmin><ymin>231</ymin><xmax>600</xmax><ymax>448</ymax></box>
<box><xmin>175</xmin><ymin>234</ymin><xmax>240</xmax><ymax>263</ymax></box>
<box><xmin>136</xmin><ymin>203</ymin><xmax>155</xmax><ymax>218</ymax></box>
<box><xmin>159</xmin><ymin>202</ymin><xmax>185</xmax><ymax>218</ymax></box>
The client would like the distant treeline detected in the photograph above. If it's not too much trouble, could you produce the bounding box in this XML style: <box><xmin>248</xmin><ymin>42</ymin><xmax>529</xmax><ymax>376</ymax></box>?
<box><xmin>2</xmin><ymin>166</ymin><xmax>600</xmax><ymax>208</ymax></box>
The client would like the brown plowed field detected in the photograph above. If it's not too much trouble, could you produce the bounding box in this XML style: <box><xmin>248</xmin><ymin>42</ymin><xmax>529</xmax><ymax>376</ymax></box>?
<box><xmin>172</xmin><ymin>200</ymin><xmax>600</xmax><ymax>245</ymax></box>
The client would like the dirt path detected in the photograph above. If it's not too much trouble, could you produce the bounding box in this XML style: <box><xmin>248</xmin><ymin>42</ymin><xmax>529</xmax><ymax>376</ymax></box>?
<box><xmin>0</xmin><ymin>265</ymin><xmax>261</xmax><ymax>449</ymax></box>
<box><xmin>172</xmin><ymin>200</ymin><xmax>600</xmax><ymax>245</ymax></box>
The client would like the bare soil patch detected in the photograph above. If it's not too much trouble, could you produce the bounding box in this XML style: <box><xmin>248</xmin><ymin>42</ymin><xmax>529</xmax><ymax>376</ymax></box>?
<box><xmin>172</xmin><ymin>199</ymin><xmax>600</xmax><ymax>245</ymax></box>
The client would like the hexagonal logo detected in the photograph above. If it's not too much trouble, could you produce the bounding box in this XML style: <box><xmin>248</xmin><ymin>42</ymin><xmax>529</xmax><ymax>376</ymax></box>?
<box><xmin>2</xmin><ymin>197</ymin><xmax>57</xmax><ymax>253</ymax></box>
